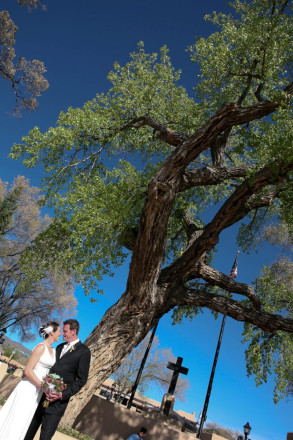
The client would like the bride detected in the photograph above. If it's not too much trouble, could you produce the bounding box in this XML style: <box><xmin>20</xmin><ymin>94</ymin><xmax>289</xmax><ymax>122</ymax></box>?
<box><xmin>0</xmin><ymin>321</ymin><xmax>61</xmax><ymax>440</ymax></box>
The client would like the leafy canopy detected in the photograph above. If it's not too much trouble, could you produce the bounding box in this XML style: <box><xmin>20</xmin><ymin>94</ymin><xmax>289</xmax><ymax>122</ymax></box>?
<box><xmin>11</xmin><ymin>43</ymin><xmax>201</xmax><ymax>291</ymax></box>
<box><xmin>10</xmin><ymin>0</ymin><xmax>293</xmax><ymax>399</ymax></box>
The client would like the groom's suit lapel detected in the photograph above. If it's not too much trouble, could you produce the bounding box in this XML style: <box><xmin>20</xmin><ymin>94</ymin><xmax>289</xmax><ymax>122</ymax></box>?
<box><xmin>56</xmin><ymin>343</ymin><xmax>65</xmax><ymax>361</ymax></box>
<box><xmin>60</xmin><ymin>341</ymin><xmax>82</xmax><ymax>360</ymax></box>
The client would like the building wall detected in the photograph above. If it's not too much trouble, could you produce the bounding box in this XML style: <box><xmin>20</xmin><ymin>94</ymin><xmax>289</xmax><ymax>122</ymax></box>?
<box><xmin>200</xmin><ymin>434</ymin><xmax>230</xmax><ymax>440</ymax></box>
<box><xmin>72</xmin><ymin>395</ymin><xmax>199</xmax><ymax>440</ymax></box>
<box><xmin>72</xmin><ymin>396</ymin><xmax>231</xmax><ymax>440</ymax></box>
<box><xmin>0</xmin><ymin>373</ymin><xmax>254</xmax><ymax>440</ymax></box>
<box><xmin>0</xmin><ymin>363</ymin><xmax>22</xmax><ymax>398</ymax></box>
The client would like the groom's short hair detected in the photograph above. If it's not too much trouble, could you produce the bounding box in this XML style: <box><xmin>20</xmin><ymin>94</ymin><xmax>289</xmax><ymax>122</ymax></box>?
<box><xmin>64</xmin><ymin>319</ymin><xmax>80</xmax><ymax>334</ymax></box>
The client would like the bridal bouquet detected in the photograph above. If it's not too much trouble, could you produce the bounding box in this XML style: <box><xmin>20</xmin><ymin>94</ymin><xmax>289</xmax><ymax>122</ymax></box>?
<box><xmin>41</xmin><ymin>373</ymin><xmax>67</xmax><ymax>407</ymax></box>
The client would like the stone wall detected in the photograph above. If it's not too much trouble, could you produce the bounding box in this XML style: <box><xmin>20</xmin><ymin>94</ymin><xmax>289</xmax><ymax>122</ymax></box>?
<box><xmin>0</xmin><ymin>363</ymin><xmax>22</xmax><ymax>399</ymax></box>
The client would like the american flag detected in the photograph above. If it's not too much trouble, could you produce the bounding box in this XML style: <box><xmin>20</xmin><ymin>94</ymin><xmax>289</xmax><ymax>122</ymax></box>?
<box><xmin>229</xmin><ymin>251</ymin><xmax>240</xmax><ymax>279</ymax></box>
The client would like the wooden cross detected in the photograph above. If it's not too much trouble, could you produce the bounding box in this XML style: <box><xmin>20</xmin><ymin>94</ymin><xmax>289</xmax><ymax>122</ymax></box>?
<box><xmin>167</xmin><ymin>356</ymin><xmax>188</xmax><ymax>395</ymax></box>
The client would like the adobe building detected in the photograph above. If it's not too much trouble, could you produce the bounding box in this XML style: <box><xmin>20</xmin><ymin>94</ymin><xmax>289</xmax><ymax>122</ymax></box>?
<box><xmin>96</xmin><ymin>378</ymin><xmax>197</xmax><ymax>432</ymax></box>
<box><xmin>0</xmin><ymin>369</ymin><xmax>249</xmax><ymax>440</ymax></box>
<box><xmin>71</xmin><ymin>378</ymin><xmax>227</xmax><ymax>440</ymax></box>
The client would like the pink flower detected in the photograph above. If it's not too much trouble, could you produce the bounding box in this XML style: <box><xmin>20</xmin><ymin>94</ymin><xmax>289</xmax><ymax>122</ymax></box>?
<box><xmin>41</xmin><ymin>373</ymin><xmax>67</xmax><ymax>407</ymax></box>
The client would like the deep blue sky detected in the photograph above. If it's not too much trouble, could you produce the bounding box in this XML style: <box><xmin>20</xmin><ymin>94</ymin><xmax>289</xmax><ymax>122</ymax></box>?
<box><xmin>1</xmin><ymin>1</ymin><xmax>292</xmax><ymax>439</ymax></box>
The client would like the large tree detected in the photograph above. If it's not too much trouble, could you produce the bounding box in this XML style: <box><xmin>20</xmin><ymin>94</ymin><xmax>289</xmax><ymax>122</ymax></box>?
<box><xmin>11</xmin><ymin>0</ymin><xmax>293</xmax><ymax>424</ymax></box>
<box><xmin>0</xmin><ymin>176</ymin><xmax>77</xmax><ymax>340</ymax></box>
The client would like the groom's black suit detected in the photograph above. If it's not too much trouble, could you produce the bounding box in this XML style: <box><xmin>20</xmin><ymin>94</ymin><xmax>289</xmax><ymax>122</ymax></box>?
<box><xmin>24</xmin><ymin>341</ymin><xmax>91</xmax><ymax>440</ymax></box>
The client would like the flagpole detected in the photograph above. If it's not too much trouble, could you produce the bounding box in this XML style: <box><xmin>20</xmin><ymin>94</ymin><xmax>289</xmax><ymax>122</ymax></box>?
<box><xmin>127</xmin><ymin>321</ymin><xmax>159</xmax><ymax>409</ymax></box>
<box><xmin>196</xmin><ymin>314</ymin><xmax>226</xmax><ymax>438</ymax></box>
<box><xmin>196</xmin><ymin>251</ymin><xmax>240</xmax><ymax>439</ymax></box>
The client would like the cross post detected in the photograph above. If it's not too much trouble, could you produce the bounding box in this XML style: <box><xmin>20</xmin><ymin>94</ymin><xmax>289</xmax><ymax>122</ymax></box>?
<box><xmin>167</xmin><ymin>356</ymin><xmax>188</xmax><ymax>395</ymax></box>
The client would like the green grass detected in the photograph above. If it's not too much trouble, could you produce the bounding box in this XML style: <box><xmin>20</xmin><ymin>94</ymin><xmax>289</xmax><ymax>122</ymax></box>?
<box><xmin>0</xmin><ymin>397</ymin><xmax>7</xmax><ymax>406</ymax></box>
<box><xmin>57</xmin><ymin>426</ymin><xmax>94</xmax><ymax>440</ymax></box>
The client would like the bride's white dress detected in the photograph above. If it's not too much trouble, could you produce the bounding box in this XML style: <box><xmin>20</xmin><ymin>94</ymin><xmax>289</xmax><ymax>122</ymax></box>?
<box><xmin>0</xmin><ymin>343</ymin><xmax>55</xmax><ymax>440</ymax></box>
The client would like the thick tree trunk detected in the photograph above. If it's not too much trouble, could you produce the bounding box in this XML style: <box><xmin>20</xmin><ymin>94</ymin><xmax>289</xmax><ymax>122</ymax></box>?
<box><xmin>62</xmin><ymin>287</ymin><xmax>168</xmax><ymax>425</ymax></box>
<box><xmin>62</xmin><ymin>277</ymin><xmax>293</xmax><ymax>426</ymax></box>
<box><xmin>62</xmin><ymin>98</ymin><xmax>293</xmax><ymax>426</ymax></box>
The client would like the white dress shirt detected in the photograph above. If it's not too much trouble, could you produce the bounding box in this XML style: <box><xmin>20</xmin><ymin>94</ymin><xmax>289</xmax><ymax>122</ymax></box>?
<box><xmin>60</xmin><ymin>339</ymin><xmax>80</xmax><ymax>358</ymax></box>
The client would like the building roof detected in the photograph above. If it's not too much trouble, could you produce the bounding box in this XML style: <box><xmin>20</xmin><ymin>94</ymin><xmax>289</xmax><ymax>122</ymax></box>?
<box><xmin>98</xmin><ymin>377</ymin><xmax>196</xmax><ymax>424</ymax></box>
<box><xmin>176</xmin><ymin>409</ymin><xmax>196</xmax><ymax>423</ymax></box>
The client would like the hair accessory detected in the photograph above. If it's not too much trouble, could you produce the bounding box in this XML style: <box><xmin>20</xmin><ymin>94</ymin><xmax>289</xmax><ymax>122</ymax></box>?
<box><xmin>40</xmin><ymin>325</ymin><xmax>53</xmax><ymax>338</ymax></box>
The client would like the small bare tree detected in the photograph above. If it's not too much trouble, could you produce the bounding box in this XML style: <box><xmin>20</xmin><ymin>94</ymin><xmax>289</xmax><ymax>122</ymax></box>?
<box><xmin>0</xmin><ymin>176</ymin><xmax>77</xmax><ymax>340</ymax></box>
<box><xmin>112</xmin><ymin>334</ymin><xmax>189</xmax><ymax>402</ymax></box>
<box><xmin>204</xmin><ymin>422</ymin><xmax>241</xmax><ymax>440</ymax></box>
<box><xmin>0</xmin><ymin>2</ymin><xmax>48</xmax><ymax>115</ymax></box>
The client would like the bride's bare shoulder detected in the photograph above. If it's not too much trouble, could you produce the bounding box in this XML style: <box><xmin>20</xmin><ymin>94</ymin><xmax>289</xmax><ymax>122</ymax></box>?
<box><xmin>32</xmin><ymin>343</ymin><xmax>46</xmax><ymax>354</ymax></box>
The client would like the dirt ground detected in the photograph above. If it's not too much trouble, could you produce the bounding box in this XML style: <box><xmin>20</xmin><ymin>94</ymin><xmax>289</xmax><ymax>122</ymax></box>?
<box><xmin>0</xmin><ymin>406</ymin><xmax>75</xmax><ymax>440</ymax></box>
<box><xmin>33</xmin><ymin>428</ymin><xmax>75</xmax><ymax>439</ymax></box>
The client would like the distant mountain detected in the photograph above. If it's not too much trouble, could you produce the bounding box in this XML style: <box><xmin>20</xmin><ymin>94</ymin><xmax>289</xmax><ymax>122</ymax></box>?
<box><xmin>2</xmin><ymin>336</ymin><xmax>32</xmax><ymax>356</ymax></box>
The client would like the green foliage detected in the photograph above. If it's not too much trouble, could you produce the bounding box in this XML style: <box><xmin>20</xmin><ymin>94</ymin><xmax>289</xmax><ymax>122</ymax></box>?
<box><xmin>237</xmin><ymin>205</ymin><xmax>277</xmax><ymax>253</ymax></box>
<box><xmin>2</xmin><ymin>346</ymin><xmax>14</xmax><ymax>357</ymax></box>
<box><xmin>57</xmin><ymin>426</ymin><xmax>94</xmax><ymax>440</ymax></box>
<box><xmin>11</xmin><ymin>3</ymin><xmax>293</xmax><ymax>291</ymax></box>
<box><xmin>254</xmin><ymin>258</ymin><xmax>293</xmax><ymax>316</ymax></box>
<box><xmin>9</xmin><ymin>0</ymin><xmax>293</xmax><ymax>400</ymax></box>
<box><xmin>243</xmin><ymin>326</ymin><xmax>293</xmax><ymax>403</ymax></box>
<box><xmin>0</xmin><ymin>186</ymin><xmax>22</xmax><ymax>237</ymax></box>
<box><xmin>189</xmin><ymin>0</ymin><xmax>293</xmax><ymax>108</ymax></box>
<box><xmin>1</xmin><ymin>344</ymin><xmax>29</xmax><ymax>365</ymax></box>
<box><xmin>279</xmin><ymin>184</ymin><xmax>293</xmax><ymax>238</ymax></box>
<box><xmin>10</xmin><ymin>43</ymin><xmax>207</xmax><ymax>292</ymax></box>
<box><xmin>243</xmin><ymin>257</ymin><xmax>293</xmax><ymax>401</ymax></box>
<box><xmin>171</xmin><ymin>305</ymin><xmax>201</xmax><ymax>325</ymax></box>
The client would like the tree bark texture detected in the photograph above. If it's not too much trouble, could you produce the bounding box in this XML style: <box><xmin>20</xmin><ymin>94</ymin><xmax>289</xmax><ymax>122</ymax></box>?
<box><xmin>62</xmin><ymin>97</ymin><xmax>293</xmax><ymax>426</ymax></box>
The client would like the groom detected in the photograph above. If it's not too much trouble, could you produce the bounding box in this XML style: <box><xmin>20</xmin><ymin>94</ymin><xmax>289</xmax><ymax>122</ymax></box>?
<box><xmin>24</xmin><ymin>319</ymin><xmax>91</xmax><ymax>440</ymax></box>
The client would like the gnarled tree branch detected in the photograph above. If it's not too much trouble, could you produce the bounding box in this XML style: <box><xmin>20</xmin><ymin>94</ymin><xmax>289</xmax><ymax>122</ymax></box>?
<box><xmin>174</xmin><ymin>285</ymin><xmax>293</xmax><ymax>333</ymax></box>
<box><xmin>180</xmin><ymin>165</ymin><xmax>251</xmax><ymax>191</ymax></box>
<box><xmin>193</xmin><ymin>263</ymin><xmax>261</xmax><ymax>309</ymax></box>
<box><xmin>161</xmin><ymin>162</ymin><xmax>293</xmax><ymax>285</ymax></box>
